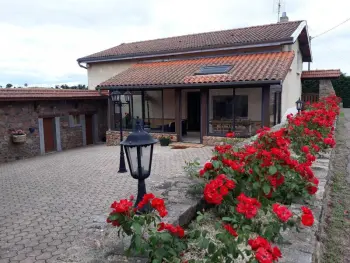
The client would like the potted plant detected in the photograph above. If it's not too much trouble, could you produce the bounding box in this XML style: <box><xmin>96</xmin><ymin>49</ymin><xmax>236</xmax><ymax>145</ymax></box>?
<box><xmin>11</xmin><ymin>129</ymin><xmax>26</xmax><ymax>144</ymax></box>
<box><xmin>159</xmin><ymin>135</ymin><xmax>172</xmax><ymax>146</ymax></box>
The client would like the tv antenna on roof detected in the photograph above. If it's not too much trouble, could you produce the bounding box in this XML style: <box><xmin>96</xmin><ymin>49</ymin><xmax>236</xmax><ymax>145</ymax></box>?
<box><xmin>273</xmin><ymin>0</ymin><xmax>286</xmax><ymax>22</ymax></box>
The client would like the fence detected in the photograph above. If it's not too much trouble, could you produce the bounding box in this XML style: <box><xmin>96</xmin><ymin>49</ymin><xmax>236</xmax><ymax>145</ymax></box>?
<box><xmin>302</xmin><ymin>93</ymin><xmax>319</xmax><ymax>104</ymax></box>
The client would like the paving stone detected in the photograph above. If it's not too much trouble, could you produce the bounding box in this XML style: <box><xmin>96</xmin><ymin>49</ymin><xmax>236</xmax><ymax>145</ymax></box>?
<box><xmin>0</xmin><ymin>145</ymin><xmax>212</xmax><ymax>262</ymax></box>
<box><xmin>36</xmin><ymin>252</ymin><xmax>52</xmax><ymax>260</ymax></box>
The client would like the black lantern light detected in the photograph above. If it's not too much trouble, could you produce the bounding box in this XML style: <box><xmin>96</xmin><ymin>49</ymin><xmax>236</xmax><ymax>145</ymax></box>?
<box><xmin>124</xmin><ymin>91</ymin><xmax>132</xmax><ymax>103</ymax></box>
<box><xmin>295</xmin><ymin>97</ymin><xmax>303</xmax><ymax>113</ymax></box>
<box><xmin>121</xmin><ymin>122</ymin><xmax>158</xmax><ymax>212</ymax></box>
<box><xmin>110</xmin><ymin>90</ymin><xmax>127</xmax><ymax>173</ymax></box>
<box><xmin>111</xmin><ymin>90</ymin><xmax>121</xmax><ymax>103</ymax></box>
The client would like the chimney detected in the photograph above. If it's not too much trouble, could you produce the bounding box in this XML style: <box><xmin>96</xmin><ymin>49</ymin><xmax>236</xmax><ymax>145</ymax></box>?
<box><xmin>279</xmin><ymin>12</ymin><xmax>289</xmax><ymax>23</ymax></box>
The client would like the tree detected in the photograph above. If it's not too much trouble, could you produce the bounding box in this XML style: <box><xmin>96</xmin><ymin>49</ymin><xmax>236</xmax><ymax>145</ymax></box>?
<box><xmin>6</xmin><ymin>83</ymin><xmax>13</xmax><ymax>88</ymax></box>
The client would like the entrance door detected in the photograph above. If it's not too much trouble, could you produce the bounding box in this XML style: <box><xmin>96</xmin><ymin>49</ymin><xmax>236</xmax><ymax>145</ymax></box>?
<box><xmin>85</xmin><ymin>115</ymin><xmax>93</xmax><ymax>145</ymax></box>
<box><xmin>43</xmin><ymin>118</ymin><xmax>55</xmax><ymax>153</ymax></box>
<box><xmin>187</xmin><ymin>92</ymin><xmax>201</xmax><ymax>131</ymax></box>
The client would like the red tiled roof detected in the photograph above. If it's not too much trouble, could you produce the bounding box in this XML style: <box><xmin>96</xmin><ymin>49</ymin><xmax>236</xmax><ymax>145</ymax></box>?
<box><xmin>98</xmin><ymin>52</ymin><xmax>295</xmax><ymax>88</ymax></box>
<box><xmin>0</xmin><ymin>89</ymin><xmax>108</xmax><ymax>101</ymax></box>
<box><xmin>79</xmin><ymin>21</ymin><xmax>304</xmax><ymax>62</ymax></box>
<box><xmin>301</xmin><ymin>70</ymin><xmax>341</xmax><ymax>79</ymax></box>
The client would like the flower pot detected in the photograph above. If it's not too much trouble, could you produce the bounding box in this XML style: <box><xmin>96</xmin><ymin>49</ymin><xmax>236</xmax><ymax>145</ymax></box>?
<box><xmin>160</xmin><ymin>141</ymin><xmax>170</xmax><ymax>146</ymax></box>
<box><xmin>12</xmin><ymin>134</ymin><xmax>26</xmax><ymax>144</ymax></box>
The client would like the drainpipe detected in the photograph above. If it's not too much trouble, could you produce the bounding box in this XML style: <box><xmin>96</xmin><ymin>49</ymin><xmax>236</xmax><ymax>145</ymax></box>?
<box><xmin>78</xmin><ymin>61</ymin><xmax>88</xmax><ymax>69</ymax></box>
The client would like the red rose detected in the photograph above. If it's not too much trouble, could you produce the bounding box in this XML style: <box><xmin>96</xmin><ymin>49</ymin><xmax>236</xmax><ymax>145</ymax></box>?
<box><xmin>226</xmin><ymin>132</ymin><xmax>235</xmax><ymax>138</ymax></box>
<box><xmin>272</xmin><ymin>203</ymin><xmax>293</xmax><ymax>222</ymax></box>
<box><xmin>204</xmin><ymin>162</ymin><xmax>213</xmax><ymax>170</ymax></box>
<box><xmin>301</xmin><ymin>145</ymin><xmax>309</xmax><ymax>154</ymax></box>
<box><xmin>301</xmin><ymin>206</ymin><xmax>314</xmax><ymax>226</ymax></box>
<box><xmin>272</xmin><ymin>246</ymin><xmax>282</xmax><ymax>260</ymax></box>
<box><xmin>255</xmin><ymin>247</ymin><xmax>273</xmax><ymax>263</ymax></box>
<box><xmin>223</xmin><ymin>224</ymin><xmax>238</xmax><ymax>237</ymax></box>
<box><xmin>199</xmin><ymin>169</ymin><xmax>205</xmax><ymax>177</ymax></box>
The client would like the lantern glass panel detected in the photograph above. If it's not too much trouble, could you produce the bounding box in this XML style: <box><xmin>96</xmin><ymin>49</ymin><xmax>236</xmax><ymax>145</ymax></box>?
<box><xmin>125</xmin><ymin>146</ymin><xmax>139</xmax><ymax>176</ymax></box>
<box><xmin>124</xmin><ymin>91</ymin><xmax>131</xmax><ymax>103</ymax></box>
<box><xmin>140</xmin><ymin>145</ymin><xmax>152</xmax><ymax>175</ymax></box>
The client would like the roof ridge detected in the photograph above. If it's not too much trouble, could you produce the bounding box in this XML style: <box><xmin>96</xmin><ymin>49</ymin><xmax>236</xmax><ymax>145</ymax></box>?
<box><xmin>118</xmin><ymin>20</ymin><xmax>304</xmax><ymax>46</ymax></box>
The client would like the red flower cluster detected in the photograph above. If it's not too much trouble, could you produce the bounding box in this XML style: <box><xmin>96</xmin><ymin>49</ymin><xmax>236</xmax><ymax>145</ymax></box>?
<box><xmin>272</xmin><ymin>203</ymin><xmax>293</xmax><ymax>222</ymax></box>
<box><xmin>226</xmin><ymin>132</ymin><xmax>235</xmax><ymax>138</ymax></box>
<box><xmin>111</xmin><ymin>199</ymin><xmax>133</xmax><ymax>214</ymax></box>
<box><xmin>301</xmin><ymin>206</ymin><xmax>314</xmax><ymax>226</ymax></box>
<box><xmin>236</xmin><ymin>193</ymin><xmax>261</xmax><ymax>219</ymax></box>
<box><xmin>137</xmin><ymin>193</ymin><xmax>168</xmax><ymax>217</ymax></box>
<box><xmin>204</xmin><ymin>174</ymin><xmax>235</xmax><ymax>204</ymax></box>
<box><xmin>223</xmin><ymin>223</ymin><xmax>238</xmax><ymax>237</ymax></box>
<box><xmin>267</xmin><ymin>173</ymin><xmax>285</xmax><ymax>189</ymax></box>
<box><xmin>248</xmin><ymin>236</ymin><xmax>282</xmax><ymax>263</ymax></box>
<box><xmin>158</xmin><ymin>222</ymin><xmax>185</xmax><ymax>238</ymax></box>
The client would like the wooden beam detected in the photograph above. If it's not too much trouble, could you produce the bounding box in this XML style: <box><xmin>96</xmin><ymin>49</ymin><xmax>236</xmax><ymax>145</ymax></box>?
<box><xmin>107</xmin><ymin>97</ymin><xmax>111</xmax><ymax>131</ymax></box>
<box><xmin>175</xmin><ymin>89</ymin><xmax>182</xmax><ymax>141</ymax></box>
<box><xmin>261</xmin><ymin>86</ymin><xmax>270</xmax><ymax>127</ymax></box>
<box><xmin>200</xmin><ymin>89</ymin><xmax>208</xmax><ymax>142</ymax></box>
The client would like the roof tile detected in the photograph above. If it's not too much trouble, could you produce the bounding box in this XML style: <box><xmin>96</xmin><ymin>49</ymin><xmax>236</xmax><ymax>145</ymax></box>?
<box><xmin>0</xmin><ymin>89</ymin><xmax>108</xmax><ymax>101</ymax></box>
<box><xmin>301</xmin><ymin>70</ymin><xmax>341</xmax><ymax>79</ymax></box>
<box><xmin>98</xmin><ymin>51</ymin><xmax>294</xmax><ymax>88</ymax></box>
<box><xmin>79</xmin><ymin>21</ymin><xmax>303</xmax><ymax>62</ymax></box>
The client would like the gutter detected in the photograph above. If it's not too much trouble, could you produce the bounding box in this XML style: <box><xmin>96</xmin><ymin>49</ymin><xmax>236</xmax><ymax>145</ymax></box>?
<box><xmin>97</xmin><ymin>80</ymin><xmax>282</xmax><ymax>90</ymax></box>
<box><xmin>78</xmin><ymin>62</ymin><xmax>88</xmax><ymax>69</ymax></box>
<box><xmin>77</xmin><ymin>40</ymin><xmax>293</xmax><ymax>64</ymax></box>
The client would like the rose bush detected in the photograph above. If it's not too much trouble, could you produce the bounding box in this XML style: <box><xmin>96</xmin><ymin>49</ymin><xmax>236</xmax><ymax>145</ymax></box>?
<box><xmin>107</xmin><ymin>95</ymin><xmax>339</xmax><ymax>263</ymax></box>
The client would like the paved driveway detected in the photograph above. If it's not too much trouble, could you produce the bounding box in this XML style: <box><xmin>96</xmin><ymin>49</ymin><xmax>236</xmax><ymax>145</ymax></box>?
<box><xmin>0</xmin><ymin>145</ymin><xmax>212</xmax><ymax>263</ymax></box>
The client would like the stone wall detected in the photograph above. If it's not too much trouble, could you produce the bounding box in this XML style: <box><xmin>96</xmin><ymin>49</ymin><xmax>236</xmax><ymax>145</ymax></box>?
<box><xmin>319</xmin><ymin>79</ymin><xmax>335</xmax><ymax>98</ymax></box>
<box><xmin>106</xmin><ymin>130</ymin><xmax>178</xmax><ymax>145</ymax></box>
<box><xmin>0</xmin><ymin>100</ymin><xmax>107</xmax><ymax>163</ymax></box>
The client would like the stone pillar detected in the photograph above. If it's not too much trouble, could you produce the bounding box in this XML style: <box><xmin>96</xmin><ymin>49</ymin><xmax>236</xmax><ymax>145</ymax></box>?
<box><xmin>200</xmin><ymin>89</ymin><xmax>208</xmax><ymax>143</ymax></box>
<box><xmin>54</xmin><ymin>117</ymin><xmax>62</xmax><ymax>151</ymax></box>
<box><xmin>38</xmin><ymin>118</ymin><xmax>45</xmax><ymax>154</ymax></box>
<box><xmin>319</xmin><ymin>79</ymin><xmax>335</xmax><ymax>98</ymax></box>
<box><xmin>80</xmin><ymin>114</ymin><xmax>86</xmax><ymax>146</ymax></box>
<box><xmin>175</xmin><ymin>89</ymin><xmax>182</xmax><ymax>141</ymax></box>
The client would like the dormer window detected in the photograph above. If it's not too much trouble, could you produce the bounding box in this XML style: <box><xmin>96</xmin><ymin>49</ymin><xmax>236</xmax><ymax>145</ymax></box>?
<box><xmin>195</xmin><ymin>65</ymin><xmax>233</xmax><ymax>75</ymax></box>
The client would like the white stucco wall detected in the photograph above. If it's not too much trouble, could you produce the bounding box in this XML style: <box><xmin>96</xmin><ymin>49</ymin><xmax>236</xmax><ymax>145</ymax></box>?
<box><xmin>281</xmin><ymin>42</ymin><xmax>302</xmax><ymax>117</ymax></box>
<box><xmin>87</xmin><ymin>61</ymin><xmax>134</xmax><ymax>89</ymax></box>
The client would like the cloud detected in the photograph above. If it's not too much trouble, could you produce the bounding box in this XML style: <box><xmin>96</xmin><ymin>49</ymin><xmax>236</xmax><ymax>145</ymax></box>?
<box><xmin>0</xmin><ymin>0</ymin><xmax>349</xmax><ymax>86</ymax></box>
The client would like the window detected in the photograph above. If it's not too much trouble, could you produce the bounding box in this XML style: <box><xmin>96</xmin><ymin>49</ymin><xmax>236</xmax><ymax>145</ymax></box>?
<box><xmin>69</xmin><ymin>115</ymin><xmax>81</xmax><ymax>127</ymax></box>
<box><xmin>195</xmin><ymin>65</ymin><xmax>233</xmax><ymax>75</ymax></box>
<box><xmin>213</xmin><ymin>95</ymin><xmax>248</xmax><ymax>119</ymax></box>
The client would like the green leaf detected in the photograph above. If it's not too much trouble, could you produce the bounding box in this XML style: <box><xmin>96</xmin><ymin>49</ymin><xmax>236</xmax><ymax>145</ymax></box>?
<box><xmin>222</xmin><ymin>217</ymin><xmax>232</xmax><ymax>222</ymax></box>
<box><xmin>269</xmin><ymin>165</ymin><xmax>277</xmax><ymax>175</ymax></box>
<box><xmin>252</xmin><ymin>181</ymin><xmax>260</xmax><ymax>190</ymax></box>
<box><xmin>134</xmin><ymin>234</ymin><xmax>142</xmax><ymax>249</ymax></box>
<box><xmin>199</xmin><ymin>238</ymin><xmax>209</xmax><ymax>249</ymax></box>
<box><xmin>208</xmin><ymin>242</ymin><xmax>216</xmax><ymax>254</ymax></box>
<box><xmin>132</xmin><ymin>222</ymin><xmax>142</xmax><ymax>235</ymax></box>
<box><xmin>159</xmin><ymin>232</ymin><xmax>172</xmax><ymax>242</ymax></box>
<box><xmin>263</xmin><ymin>182</ymin><xmax>271</xmax><ymax>195</ymax></box>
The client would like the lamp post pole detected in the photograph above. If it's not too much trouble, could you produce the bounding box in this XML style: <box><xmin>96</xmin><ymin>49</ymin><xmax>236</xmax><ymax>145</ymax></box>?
<box><xmin>118</xmin><ymin>101</ymin><xmax>127</xmax><ymax>173</ymax></box>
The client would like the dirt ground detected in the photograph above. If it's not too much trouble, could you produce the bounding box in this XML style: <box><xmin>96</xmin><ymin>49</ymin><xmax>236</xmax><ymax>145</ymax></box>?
<box><xmin>319</xmin><ymin>109</ymin><xmax>350</xmax><ymax>263</ymax></box>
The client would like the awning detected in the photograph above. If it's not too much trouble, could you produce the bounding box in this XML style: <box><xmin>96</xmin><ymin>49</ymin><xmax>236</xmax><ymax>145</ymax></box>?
<box><xmin>301</xmin><ymin>70</ymin><xmax>341</xmax><ymax>80</ymax></box>
<box><xmin>98</xmin><ymin>51</ymin><xmax>294</xmax><ymax>89</ymax></box>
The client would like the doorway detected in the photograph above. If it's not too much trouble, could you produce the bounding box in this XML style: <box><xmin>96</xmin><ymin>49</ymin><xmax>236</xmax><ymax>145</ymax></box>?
<box><xmin>85</xmin><ymin>115</ymin><xmax>94</xmax><ymax>145</ymax></box>
<box><xmin>183</xmin><ymin>92</ymin><xmax>201</xmax><ymax>143</ymax></box>
<box><xmin>43</xmin><ymin>118</ymin><xmax>55</xmax><ymax>153</ymax></box>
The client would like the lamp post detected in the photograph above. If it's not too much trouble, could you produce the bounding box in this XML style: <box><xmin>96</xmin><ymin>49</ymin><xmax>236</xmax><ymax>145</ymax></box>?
<box><xmin>121</xmin><ymin>122</ymin><xmax>158</xmax><ymax>212</ymax></box>
<box><xmin>295</xmin><ymin>97</ymin><xmax>303</xmax><ymax>114</ymax></box>
<box><xmin>110</xmin><ymin>90</ymin><xmax>132</xmax><ymax>173</ymax></box>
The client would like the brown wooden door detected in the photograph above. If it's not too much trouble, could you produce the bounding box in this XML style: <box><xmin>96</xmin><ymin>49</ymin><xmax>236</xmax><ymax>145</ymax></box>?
<box><xmin>43</xmin><ymin>118</ymin><xmax>55</xmax><ymax>153</ymax></box>
<box><xmin>85</xmin><ymin>115</ymin><xmax>93</xmax><ymax>145</ymax></box>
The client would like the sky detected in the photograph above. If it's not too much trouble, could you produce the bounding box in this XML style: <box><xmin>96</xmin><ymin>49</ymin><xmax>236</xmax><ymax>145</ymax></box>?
<box><xmin>0</xmin><ymin>0</ymin><xmax>349</xmax><ymax>87</ymax></box>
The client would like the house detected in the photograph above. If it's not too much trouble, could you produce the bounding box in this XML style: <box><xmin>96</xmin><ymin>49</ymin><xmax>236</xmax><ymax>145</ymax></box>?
<box><xmin>0</xmin><ymin>89</ymin><xmax>108</xmax><ymax>163</ymax></box>
<box><xmin>77</xmin><ymin>15</ymin><xmax>312</xmax><ymax>145</ymax></box>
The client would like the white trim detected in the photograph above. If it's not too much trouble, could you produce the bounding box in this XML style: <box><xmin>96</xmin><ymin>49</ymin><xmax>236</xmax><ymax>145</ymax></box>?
<box><xmin>291</xmin><ymin>21</ymin><xmax>307</xmax><ymax>42</ymax></box>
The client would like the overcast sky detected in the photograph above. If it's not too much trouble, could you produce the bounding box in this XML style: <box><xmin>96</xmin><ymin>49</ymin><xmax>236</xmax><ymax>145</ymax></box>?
<box><xmin>0</xmin><ymin>0</ymin><xmax>349</xmax><ymax>87</ymax></box>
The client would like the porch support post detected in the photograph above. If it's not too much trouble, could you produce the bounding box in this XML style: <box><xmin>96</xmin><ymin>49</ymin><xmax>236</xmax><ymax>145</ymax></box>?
<box><xmin>175</xmin><ymin>89</ymin><xmax>182</xmax><ymax>141</ymax></box>
<box><xmin>261</xmin><ymin>86</ymin><xmax>270</xmax><ymax>127</ymax></box>
<box><xmin>200</xmin><ymin>88</ymin><xmax>208</xmax><ymax>143</ymax></box>
<box><xmin>161</xmin><ymin>89</ymin><xmax>164</xmax><ymax>132</ymax></box>
<box><xmin>107</xmin><ymin>96</ymin><xmax>112</xmax><ymax>131</ymax></box>
<box><xmin>141</xmin><ymin>90</ymin><xmax>146</xmax><ymax>123</ymax></box>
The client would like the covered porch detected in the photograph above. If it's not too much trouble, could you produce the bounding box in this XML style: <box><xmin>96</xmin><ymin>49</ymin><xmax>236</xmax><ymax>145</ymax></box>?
<box><xmin>97</xmin><ymin>52</ymin><xmax>292</xmax><ymax>145</ymax></box>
